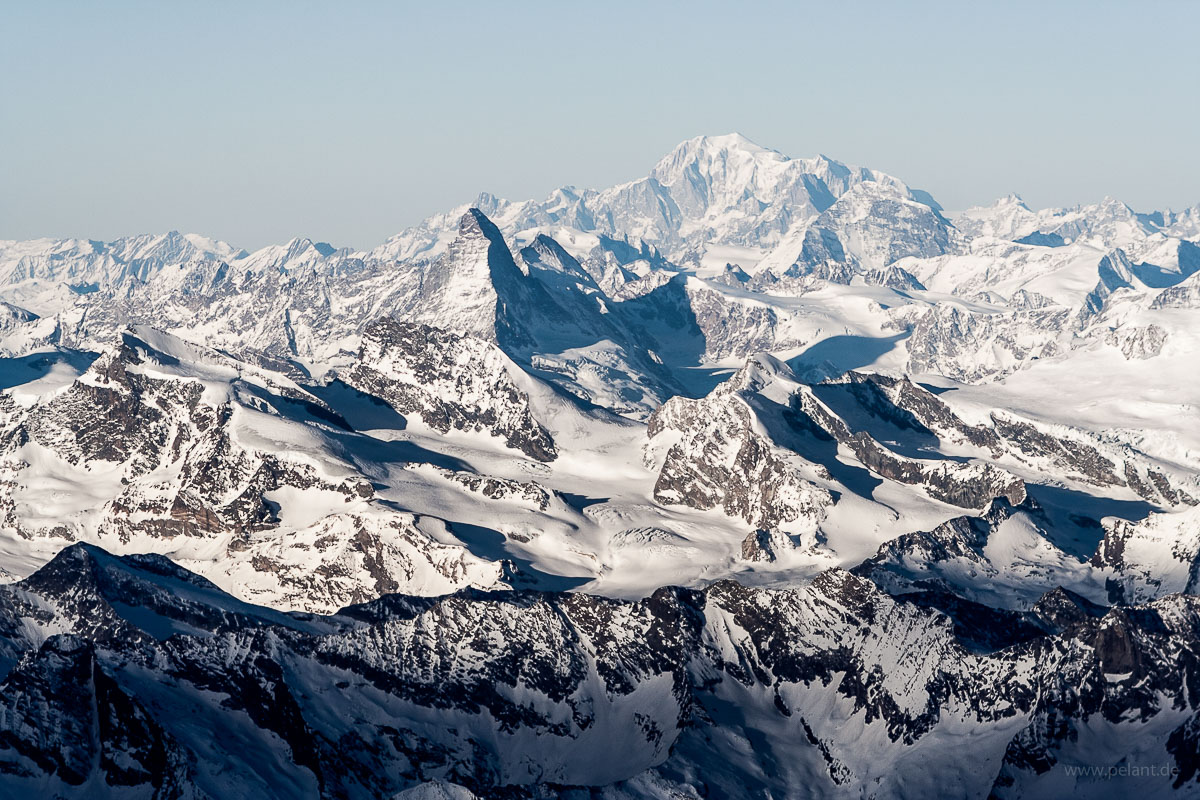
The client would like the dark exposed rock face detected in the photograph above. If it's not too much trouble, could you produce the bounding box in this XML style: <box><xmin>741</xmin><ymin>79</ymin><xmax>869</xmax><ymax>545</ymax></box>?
<box><xmin>3</xmin><ymin>544</ymin><xmax>1200</xmax><ymax>798</ymax></box>
<box><xmin>990</xmin><ymin>414</ymin><xmax>1123</xmax><ymax>486</ymax></box>
<box><xmin>837</xmin><ymin>370</ymin><xmax>1196</xmax><ymax>508</ymax></box>
<box><xmin>839</xmin><ymin>371</ymin><xmax>1003</xmax><ymax>452</ymax></box>
<box><xmin>0</xmin><ymin>330</ymin><xmax>505</xmax><ymax>613</ymax></box>
<box><xmin>8</xmin><ymin>345</ymin><xmax>274</xmax><ymax>541</ymax></box>
<box><xmin>749</xmin><ymin>257</ymin><xmax>927</xmax><ymax>295</ymax></box>
<box><xmin>647</xmin><ymin>362</ymin><xmax>834</xmax><ymax>539</ymax></box>
<box><xmin>434</xmin><ymin>468</ymin><xmax>553</xmax><ymax>511</ymax></box>
<box><xmin>647</xmin><ymin>356</ymin><xmax>1026</xmax><ymax>539</ymax></box>
<box><xmin>851</xmin><ymin>497</ymin><xmax>1080</xmax><ymax>606</ymax></box>
<box><xmin>650</xmin><ymin>392</ymin><xmax>833</xmax><ymax>533</ymax></box>
<box><xmin>0</xmin><ymin>333</ymin><xmax>370</xmax><ymax>544</ymax></box>
<box><xmin>0</xmin><ymin>635</ymin><xmax>191</xmax><ymax>794</ymax></box>
<box><xmin>858</xmin><ymin>498</ymin><xmax>1022</xmax><ymax>575</ymax></box>
<box><xmin>16</xmin><ymin>341</ymin><xmax>204</xmax><ymax>475</ymax></box>
<box><xmin>1091</xmin><ymin>507</ymin><xmax>1200</xmax><ymax>604</ymax></box>
<box><xmin>345</xmin><ymin>319</ymin><xmax>557</xmax><ymax>462</ymax></box>
<box><xmin>835</xmin><ymin>425</ymin><xmax>1026</xmax><ymax>508</ymax></box>
<box><xmin>740</xmin><ymin>528</ymin><xmax>794</xmax><ymax>563</ymax></box>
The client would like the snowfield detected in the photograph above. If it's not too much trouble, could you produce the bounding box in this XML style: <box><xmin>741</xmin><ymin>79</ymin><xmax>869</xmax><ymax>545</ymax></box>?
<box><xmin>1</xmin><ymin>133</ymin><xmax>1199</xmax><ymax>797</ymax></box>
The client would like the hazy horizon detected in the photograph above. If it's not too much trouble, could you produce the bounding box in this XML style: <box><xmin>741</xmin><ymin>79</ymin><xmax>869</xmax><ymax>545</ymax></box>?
<box><xmin>4</xmin><ymin>0</ymin><xmax>1199</xmax><ymax>250</ymax></box>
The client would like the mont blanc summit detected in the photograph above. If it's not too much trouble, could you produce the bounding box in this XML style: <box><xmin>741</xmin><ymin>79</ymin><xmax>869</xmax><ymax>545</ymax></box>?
<box><xmin>2</xmin><ymin>134</ymin><xmax>1200</xmax><ymax>798</ymax></box>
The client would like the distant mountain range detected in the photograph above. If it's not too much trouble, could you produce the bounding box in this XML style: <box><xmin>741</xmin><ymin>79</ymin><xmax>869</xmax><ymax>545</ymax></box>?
<box><xmin>1</xmin><ymin>134</ymin><xmax>1199</xmax><ymax>797</ymax></box>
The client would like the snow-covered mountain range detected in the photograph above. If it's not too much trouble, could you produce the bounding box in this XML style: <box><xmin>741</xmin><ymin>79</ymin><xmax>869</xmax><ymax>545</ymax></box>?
<box><xmin>2</xmin><ymin>133</ymin><xmax>1200</xmax><ymax>797</ymax></box>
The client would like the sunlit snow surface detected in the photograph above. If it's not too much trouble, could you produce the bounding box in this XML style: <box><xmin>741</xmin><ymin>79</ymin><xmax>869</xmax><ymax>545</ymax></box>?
<box><xmin>0</xmin><ymin>133</ymin><xmax>1197</xmax><ymax>617</ymax></box>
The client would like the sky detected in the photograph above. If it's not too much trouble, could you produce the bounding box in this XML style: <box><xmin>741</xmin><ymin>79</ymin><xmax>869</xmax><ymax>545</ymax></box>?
<box><xmin>3</xmin><ymin>0</ymin><xmax>1198</xmax><ymax>251</ymax></box>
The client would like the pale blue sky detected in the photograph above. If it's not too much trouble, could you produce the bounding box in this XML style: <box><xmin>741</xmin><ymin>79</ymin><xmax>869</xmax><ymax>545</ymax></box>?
<box><xmin>3</xmin><ymin>1</ymin><xmax>1197</xmax><ymax>250</ymax></box>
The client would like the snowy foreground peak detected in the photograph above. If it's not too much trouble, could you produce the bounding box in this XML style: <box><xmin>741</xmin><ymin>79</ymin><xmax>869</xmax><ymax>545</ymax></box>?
<box><xmin>1</xmin><ymin>134</ymin><xmax>1200</xmax><ymax>796</ymax></box>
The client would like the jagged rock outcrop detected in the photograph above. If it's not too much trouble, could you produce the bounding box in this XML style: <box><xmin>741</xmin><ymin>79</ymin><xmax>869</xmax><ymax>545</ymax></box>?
<box><xmin>836</xmin><ymin>371</ymin><xmax>1197</xmax><ymax>508</ymax></box>
<box><xmin>0</xmin><ymin>329</ymin><xmax>506</xmax><ymax>613</ymax></box>
<box><xmin>344</xmin><ymin>318</ymin><xmax>557</xmax><ymax>462</ymax></box>
<box><xmin>1092</xmin><ymin>505</ymin><xmax>1200</xmax><ymax>603</ymax></box>
<box><xmin>647</xmin><ymin>356</ymin><xmax>1028</xmax><ymax>540</ymax></box>
<box><xmin>2</xmin><ymin>544</ymin><xmax>1200</xmax><ymax>798</ymax></box>
<box><xmin>646</xmin><ymin>362</ymin><xmax>833</xmax><ymax>537</ymax></box>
